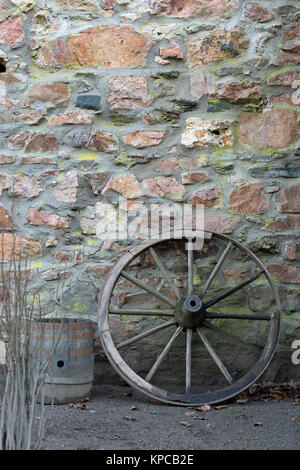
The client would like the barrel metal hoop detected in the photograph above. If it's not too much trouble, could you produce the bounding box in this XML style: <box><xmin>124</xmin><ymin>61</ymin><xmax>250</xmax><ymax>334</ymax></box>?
<box><xmin>44</xmin><ymin>375</ymin><xmax>94</xmax><ymax>385</ymax></box>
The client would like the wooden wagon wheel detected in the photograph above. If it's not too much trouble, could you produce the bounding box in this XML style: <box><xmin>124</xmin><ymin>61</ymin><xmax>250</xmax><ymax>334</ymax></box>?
<box><xmin>98</xmin><ymin>231</ymin><xmax>281</xmax><ymax>406</ymax></box>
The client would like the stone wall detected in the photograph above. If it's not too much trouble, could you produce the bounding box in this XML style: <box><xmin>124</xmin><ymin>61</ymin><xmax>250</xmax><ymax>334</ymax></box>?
<box><xmin>0</xmin><ymin>0</ymin><xmax>299</xmax><ymax>382</ymax></box>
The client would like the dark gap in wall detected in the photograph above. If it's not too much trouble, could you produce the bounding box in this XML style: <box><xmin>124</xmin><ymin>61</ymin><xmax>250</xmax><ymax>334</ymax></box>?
<box><xmin>0</xmin><ymin>61</ymin><xmax>6</xmax><ymax>73</ymax></box>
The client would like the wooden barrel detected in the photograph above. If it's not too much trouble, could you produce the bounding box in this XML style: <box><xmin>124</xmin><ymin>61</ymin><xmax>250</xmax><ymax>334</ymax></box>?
<box><xmin>30</xmin><ymin>318</ymin><xmax>94</xmax><ymax>405</ymax></box>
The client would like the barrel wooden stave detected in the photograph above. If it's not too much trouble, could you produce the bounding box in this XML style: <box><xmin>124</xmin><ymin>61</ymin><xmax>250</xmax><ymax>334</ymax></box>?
<box><xmin>30</xmin><ymin>318</ymin><xmax>94</xmax><ymax>405</ymax></box>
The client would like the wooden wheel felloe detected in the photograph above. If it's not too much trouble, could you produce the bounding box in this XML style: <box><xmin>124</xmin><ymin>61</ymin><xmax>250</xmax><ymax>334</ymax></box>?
<box><xmin>98</xmin><ymin>231</ymin><xmax>281</xmax><ymax>406</ymax></box>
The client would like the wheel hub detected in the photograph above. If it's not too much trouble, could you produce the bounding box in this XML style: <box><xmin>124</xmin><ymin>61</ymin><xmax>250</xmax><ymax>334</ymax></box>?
<box><xmin>174</xmin><ymin>295</ymin><xmax>206</xmax><ymax>329</ymax></box>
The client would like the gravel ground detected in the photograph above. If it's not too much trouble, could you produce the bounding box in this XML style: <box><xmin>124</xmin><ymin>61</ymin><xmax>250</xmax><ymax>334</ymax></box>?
<box><xmin>40</xmin><ymin>384</ymin><xmax>300</xmax><ymax>450</ymax></box>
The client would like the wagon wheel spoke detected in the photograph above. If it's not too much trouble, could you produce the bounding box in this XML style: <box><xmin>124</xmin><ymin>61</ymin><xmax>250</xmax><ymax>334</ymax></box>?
<box><xmin>109</xmin><ymin>307</ymin><xmax>174</xmax><ymax>317</ymax></box>
<box><xmin>200</xmin><ymin>241</ymin><xmax>233</xmax><ymax>298</ymax></box>
<box><xmin>206</xmin><ymin>312</ymin><xmax>271</xmax><ymax>321</ymax></box>
<box><xmin>186</xmin><ymin>329</ymin><xmax>192</xmax><ymax>394</ymax></box>
<box><xmin>116</xmin><ymin>319</ymin><xmax>177</xmax><ymax>350</ymax></box>
<box><xmin>203</xmin><ymin>320</ymin><xmax>262</xmax><ymax>353</ymax></box>
<box><xmin>120</xmin><ymin>271</ymin><xmax>176</xmax><ymax>308</ymax></box>
<box><xmin>149</xmin><ymin>247</ymin><xmax>181</xmax><ymax>300</ymax></box>
<box><xmin>204</xmin><ymin>270</ymin><xmax>265</xmax><ymax>309</ymax></box>
<box><xmin>146</xmin><ymin>326</ymin><xmax>183</xmax><ymax>383</ymax></box>
<box><xmin>187</xmin><ymin>240</ymin><xmax>194</xmax><ymax>296</ymax></box>
<box><xmin>197</xmin><ymin>328</ymin><xmax>233</xmax><ymax>385</ymax></box>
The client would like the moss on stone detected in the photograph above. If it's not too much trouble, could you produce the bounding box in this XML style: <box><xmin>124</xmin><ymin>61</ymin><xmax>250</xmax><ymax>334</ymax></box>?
<box><xmin>114</xmin><ymin>152</ymin><xmax>136</xmax><ymax>168</ymax></box>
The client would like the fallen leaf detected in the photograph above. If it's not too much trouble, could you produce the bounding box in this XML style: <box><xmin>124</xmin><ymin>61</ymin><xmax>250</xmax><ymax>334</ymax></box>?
<box><xmin>185</xmin><ymin>411</ymin><xmax>195</xmax><ymax>417</ymax></box>
<box><xmin>291</xmin><ymin>416</ymin><xmax>298</xmax><ymax>421</ymax></box>
<box><xmin>196</xmin><ymin>404</ymin><xmax>211</xmax><ymax>412</ymax></box>
<box><xmin>237</xmin><ymin>381</ymin><xmax>300</xmax><ymax>403</ymax></box>
<box><xmin>252</xmin><ymin>422</ymin><xmax>263</xmax><ymax>427</ymax></box>
<box><xmin>124</xmin><ymin>416</ymin><xmax>137</xmax><ymax>421</ymax></box>
<box><xmin>196</xmin><ymin>416</ymin><xmax>208</xmax><ymax>421</ymax></box>
<box><xmin>180</xmin><ymin>421</ymin><xmax>191</xmax><ymax>428</ymax></box>
<box><xmin>69</xmin><ymin>403</ymin><xmax>87</xmax><ymax>410</ymax></box>
<box><xmin>214</xmin><ymin>405</ymin><xmax>227</xmax><ymax>410</ymax></box>
<box><xmin>130</xmin><ymin>406</ymin><xmax>138</xmax><ymax>411</ymax></box>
